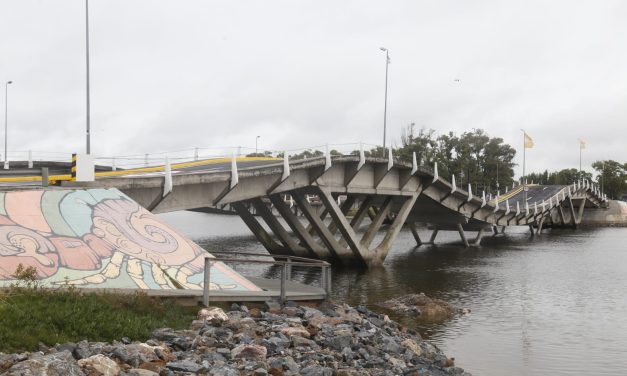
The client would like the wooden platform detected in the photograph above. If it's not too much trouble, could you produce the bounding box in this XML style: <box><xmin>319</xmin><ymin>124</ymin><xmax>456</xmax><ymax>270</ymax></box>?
<box><xmin>74</xmin><ymin>277</ymin><xmax>327</xmax><ymax>304</ymax></box>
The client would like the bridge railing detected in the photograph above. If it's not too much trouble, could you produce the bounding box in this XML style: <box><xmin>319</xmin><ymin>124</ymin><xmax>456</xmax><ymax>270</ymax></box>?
<box><xmin>0</xmin><ymin>145</ymin><xmax>610</xmax><ymax>203</ymax></box>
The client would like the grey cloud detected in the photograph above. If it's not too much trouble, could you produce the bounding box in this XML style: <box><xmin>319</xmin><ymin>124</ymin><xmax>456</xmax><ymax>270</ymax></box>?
<box><xmin>1</xmin><ymin>0</ymin><xmax>625</xmax><ymax>176</ymax></box>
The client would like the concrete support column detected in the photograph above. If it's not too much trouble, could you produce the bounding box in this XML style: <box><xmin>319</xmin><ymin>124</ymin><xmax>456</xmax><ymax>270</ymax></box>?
<box><xmin>326</xmin><ymin>195</ymin><xmax>357</xmax><ymax>236</ymax></box>
<box><xmin>350</xmin><ymin>196</ymin><xmax>374</xmax><ymax>230</ymax></box>
<box><xmin>269</xmin><ymin>194</ymin><xmax>329</xmax><ymax>259</ymax></box>
<box><xmin>536</xmin><ymin>216</ymin><xmax>545</xmax><ymax>234</ymax></box>
<box><xmin>232</xmin><ymin>201</ymin><xmax>286</xmax><ymax>254</ymax></box>
<box><xmin>457</xmin><ymin>223</ymin><xmax>469</xmax><ymax>247</ymax></box>
<box><xmin>408</xmin><ymin>222</ymin><xmax>423</xmax><ymax>246</ymax></box>
<box><xmin>429</xmin><ymin>227</ymin><xmax>439</xmax><ymax>244</ymax></box>
<box><xmin>567</xmin><ymin>197</ymin><xmax>577</xmax><ymax>228</ymax></box>
<box><xmin>292</xmin><ymin>190</ymin><xmax>354</xmax><ymax>263</ymax></box>
<box><xmin>335</xmin><ymin>195</ymin><xmax>374</xmax><ymax>250</ymax></box>
<box><xmin>316</xmin><ymin>188</ymin><xmax>369</xmax><ymax>265</ymax></box>
<box><xmin>576</xmin><ymin>199</ymin><xmax>586</xmax><ymax>225</ymax></box>
<box><xmin>372</xmin><ymin>193</ymin><xmax>418</xmax><ymax>262</ymax></box>
<box><xmin>472</xmin><ymin>228</ymin><xmax>486</xmax><ymax>246</ymax></box>
<box><xmin>250</xmin><ymin>197</ymin><xmax>308</xmax><ymax>257</ymax></box>
<box><xmin>360</xmin><ymin>196</ymin><xmax>394</xmax><ymax>249</ymax></box>
<box><xmin>557</xmin><ymin>205</ymin><xmax>566</xmax><ymax>226</ymax></box>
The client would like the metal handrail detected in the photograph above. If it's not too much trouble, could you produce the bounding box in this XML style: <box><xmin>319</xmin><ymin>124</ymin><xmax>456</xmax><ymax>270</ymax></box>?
<box><xmin>202</xmin><ymin>254</ymin><xmax>331</xmax><ymax>307</ymax></box>
<box><xmin>207</xmin><ymin>251</ymin><xmax>331</xmax><ymax>265</ymax></box>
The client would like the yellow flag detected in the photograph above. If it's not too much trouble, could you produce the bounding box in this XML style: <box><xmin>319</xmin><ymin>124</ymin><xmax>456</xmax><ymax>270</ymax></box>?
<box><xmin>524</xmin><ymin>132</ymin><xmax>534</xmax><ymax>149</ymax></box>
<box><xmin>579</xmin><ymin>139</ymin><xmax>587</xmax><ymax>149</ymax></box>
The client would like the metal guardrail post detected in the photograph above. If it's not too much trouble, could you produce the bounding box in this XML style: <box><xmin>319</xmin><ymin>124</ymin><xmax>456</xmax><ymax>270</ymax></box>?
<box><xmin>286</xmin><ymin>257</ymin><xmax>292</xmax><ymax>280</ymax></box>
<box><xmin>202</xmin><ymin>258</ymin><xmax>211</xmax><ymax>307</ymax></box>
<box><xmin>280</xmin><ymin>262</ymin><xmax>287</xmax><ymax>304</ymax></box>
<box><xmin>41</xmin><ymin>167</ymin><xmax>49</xmax><ymax>187</ymax></box>
<box><xmin>326</xmin><ymin>266</ymin><xmax>332</xmax><ymax>297</ymax></box>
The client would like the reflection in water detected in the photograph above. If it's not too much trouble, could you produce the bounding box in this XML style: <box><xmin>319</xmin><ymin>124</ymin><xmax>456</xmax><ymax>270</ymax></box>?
<box><xmin>160</xmin><ymin>211</ymin><xmax>627</xmax><ymax>376</ymax></box>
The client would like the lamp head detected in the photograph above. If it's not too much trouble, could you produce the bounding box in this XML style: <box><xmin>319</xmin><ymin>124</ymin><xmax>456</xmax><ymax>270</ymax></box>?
<box><xmin>6</xmin><ymin>81</ymin><xmax>12</xmax><ymax>85</ymax></box>
<box><xmin>379</xmin><ymin>47</ymin><xmax>387</xmax><ymax>52</ymax></box>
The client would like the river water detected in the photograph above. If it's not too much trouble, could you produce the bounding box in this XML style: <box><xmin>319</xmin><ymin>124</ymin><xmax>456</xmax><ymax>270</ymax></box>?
<box><xmin>160</xmin><ymin>211</ymin><xmax>627</xmax><ymax>376</ymax></box>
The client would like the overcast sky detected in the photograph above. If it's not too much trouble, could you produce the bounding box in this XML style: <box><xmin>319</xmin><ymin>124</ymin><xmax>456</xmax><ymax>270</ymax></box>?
<box><xmin>1</xmin><ymin>0</ymin><xmax>625</xmax><ymax>175</ymax></box>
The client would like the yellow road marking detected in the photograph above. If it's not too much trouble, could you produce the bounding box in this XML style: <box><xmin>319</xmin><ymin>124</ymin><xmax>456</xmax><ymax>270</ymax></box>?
<box><xmin>492</xmin><ymin>184</ymin><xmax>538</xmax><ymax>204</ymax></box>
<box><xmin>0</xmin><ymin>157</ymin><xmax>280</xmax><ymax>183</ymax></box>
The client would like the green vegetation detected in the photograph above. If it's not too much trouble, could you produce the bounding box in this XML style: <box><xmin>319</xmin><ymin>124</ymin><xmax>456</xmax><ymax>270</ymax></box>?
<box><xmin>527</xmin><ymin>160</ymin><xmax>626</xmax><ymax>200</ymax></box>
<box><xmin>526</xmin><ymin>168</ymin><xmax>592</xmax><ymax>186</ymax></box>
<box><xmin>354</xmin><ymin>127</ymin><xmax>516</xmax><ymax>192</ymax></box>
<box><xmin>0</xmin><ymin>266</ymin><xmax>197</xmax><ymax>353</ymax></box>
<box><xmin>394</xmin><ymin>126</ymin><xmax>516</xmax><ymax>192</ymax></box>
<box><xmin>592</xmin><ymin>160</ymin><xmax>627</xmax><ymax>200</ymax></box>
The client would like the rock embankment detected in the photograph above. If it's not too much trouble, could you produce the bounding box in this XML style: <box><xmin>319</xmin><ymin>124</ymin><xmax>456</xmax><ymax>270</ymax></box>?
<box><xmin>378</xmin><ymin>294</ymin><xmax>458</xmax><ymax>323</ymax></box>
<box><xmin>0</xmin><ymin>301</ymin><xmax>469</xmax><ymax>376</ymax></box>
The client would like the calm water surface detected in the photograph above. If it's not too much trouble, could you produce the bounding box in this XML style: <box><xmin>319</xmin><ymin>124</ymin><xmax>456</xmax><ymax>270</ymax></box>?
<box><xmin>160</xmin><ymin>211</ymin><xmax>627</xmax><ymax>376</ymax></box>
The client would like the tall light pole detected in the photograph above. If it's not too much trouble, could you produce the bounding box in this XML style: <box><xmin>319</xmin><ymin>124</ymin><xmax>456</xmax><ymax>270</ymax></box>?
<box><xmin>495</xmin><ymin>157</ymin><xmax>500</xmax><ymax>192</ymax></box>
<box><xmin>380</xmin><ymin>47</ymin><xmax>390</xmax><ymax>157</ymax></box>
<box><xmin>85</xmin><ymin>0</ymin><xmax>91</xmax><ymax>155</ymax></box>
<box><xmin>255</xmin><ymin>136</ymin><xmax>260</xmax><ymax>156</ymax></box>
<box><xmin>578</xmin><ymin>138</ymin><xmax>586</xmax><ymax>179</ymax></box>
<box><xmin>601</xmin><ymin>160</ymin><xmax>605</xmax><ymax>194</ymax></box>
<box><xmin>4</xmin><ymin>81</ymin><xmax>12</xmax><ymax>164</ymax></box>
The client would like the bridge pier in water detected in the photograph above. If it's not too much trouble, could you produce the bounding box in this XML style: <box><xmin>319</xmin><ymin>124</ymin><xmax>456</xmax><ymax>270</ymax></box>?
<box><xmin>219</xmin><ymin>161</ymin><xmax>605</xmax><ymax>266</ymax></box>
<box><xmin>231</xmin><ymin>189</ymin><xmax>418</xmax><ymax>267</ymax></box>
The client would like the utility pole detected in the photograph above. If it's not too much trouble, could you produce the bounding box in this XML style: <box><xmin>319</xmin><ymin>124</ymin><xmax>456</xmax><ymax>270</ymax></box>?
<box><xmin>379</xmin><ymin>47</ymin><xmax>390</xmax><ymax>157</ymax></box>
<box><xmin>521</xmin><ymin>129</ymin><xmax>533</xmax><ymax>203</ymax></box>
<box><xmin>496</xmin><ymin>158</ymin><xmax>500</xmax><ymax>192</ymax></box>
<box><xmin>4</xmin><ymin>81</ymin><xmax>12</xmax><ymax>165</ymax></box>
<box><xmin>85</xmin><ymin>0</ymin><xmax>91</xmax><ymax>154</ymax></box>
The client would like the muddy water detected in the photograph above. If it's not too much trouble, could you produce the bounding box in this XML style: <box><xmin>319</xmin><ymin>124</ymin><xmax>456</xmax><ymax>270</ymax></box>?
<box><xmin>160</xmin><ymin>211</ymin><xmax>627</xmax><ymax>376</ymax></box>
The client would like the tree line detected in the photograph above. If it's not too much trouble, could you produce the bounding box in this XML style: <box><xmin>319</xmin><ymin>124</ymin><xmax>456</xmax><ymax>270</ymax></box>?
<box><xmin>247</xmin><ymin>126</ymin><xmax>626</xmax><ymax>199</ymax></box>
<box><xmin>527</xmin><ymin>161</ymin><xmax>626</xmax><ymax>199</ymax></box>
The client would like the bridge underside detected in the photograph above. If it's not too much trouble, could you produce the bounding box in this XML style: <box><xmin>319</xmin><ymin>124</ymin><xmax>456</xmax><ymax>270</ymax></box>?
<box><xmin>82</xmin><ymin>156</ymin><xmax>608</xmax><ymax>267</ymax></box>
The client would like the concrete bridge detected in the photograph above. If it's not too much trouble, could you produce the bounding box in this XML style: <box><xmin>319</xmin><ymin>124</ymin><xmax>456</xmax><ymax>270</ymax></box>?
<box><xmin>72</xmin><ymin>151</ymin><xmax>608</xmax><ymax>267</ymax></box>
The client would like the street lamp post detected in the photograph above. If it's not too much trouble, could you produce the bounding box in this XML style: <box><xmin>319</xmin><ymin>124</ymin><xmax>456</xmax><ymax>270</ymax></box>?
<box><xmin>85</xmin><ymin>0</ymin><xmax>91</xmax><ymax>155</ymax></box>
<box><xmin>255</xmin><ymin>136</ymin><xmax>260</xmax><ymax>156</ymax></box>
<box><xmin>4</xmin><ymin>81</ymin><xmax>12</xmax><ymax>165</ymax></box>
<box><xmin>379</xmin><ymin>47</ymin><xmax>390</xmax><ymax>157</ymax></box>
<box><xmin>496</xmin><ymin>158</ymin><xmax>500</xmax><ymax>192</ymax></box>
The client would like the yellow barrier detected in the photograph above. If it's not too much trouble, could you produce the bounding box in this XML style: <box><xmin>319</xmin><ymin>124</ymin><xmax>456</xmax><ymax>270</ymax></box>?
<box><xmin>0</xmin><ymin>157</ymin><xmax>281</xmax><ymax>184</ymax></box>
<box><xmin>492</xmin><ymin>184</ymin><xmax>538</xmax><ymax>204</ymax></box>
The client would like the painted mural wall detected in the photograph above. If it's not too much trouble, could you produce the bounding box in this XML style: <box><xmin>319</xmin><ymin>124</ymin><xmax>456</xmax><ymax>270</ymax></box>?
<box><xmin>0</xmin><ymin>188</ymin><xmax>259</xmax><ymax>291</ymax></box>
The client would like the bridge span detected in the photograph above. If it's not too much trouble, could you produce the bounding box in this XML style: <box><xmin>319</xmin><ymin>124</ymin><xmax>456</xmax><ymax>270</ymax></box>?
<box><xmin>69</xmin><ymin>152</ymin><xmax>608</xmax><ymax>267</ymax></box>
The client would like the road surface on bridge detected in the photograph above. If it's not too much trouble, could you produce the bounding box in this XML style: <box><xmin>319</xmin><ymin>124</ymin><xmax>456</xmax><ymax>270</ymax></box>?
<box><xmin>0</xmin><ymin>157</ymin><xmax>281</xmax><ymax>186</ymax></box>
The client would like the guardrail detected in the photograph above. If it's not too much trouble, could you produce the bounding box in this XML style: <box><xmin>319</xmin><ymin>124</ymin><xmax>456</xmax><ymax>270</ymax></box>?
<box><xmin>202</xmin><ymin>251</ymin><xmax>331</xmax><ymax>307</ymax></box>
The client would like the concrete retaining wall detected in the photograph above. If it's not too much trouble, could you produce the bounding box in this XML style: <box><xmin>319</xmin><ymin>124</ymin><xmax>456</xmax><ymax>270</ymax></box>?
<box><xmin>581</xmin><ymin>200</ymin><xmax>627</xmax><ymax>227</ymax></box>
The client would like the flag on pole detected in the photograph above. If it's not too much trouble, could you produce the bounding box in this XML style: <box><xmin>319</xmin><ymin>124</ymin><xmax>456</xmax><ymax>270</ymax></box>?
<box><xmin>524</xmin><ymin>132</ymin><xmax>534</xmax><ymax>149</ymax></box>
<box><xmin>579</xmin><ymin>139</ymin><xmax>587</xmax><ymax>149</ymax></box>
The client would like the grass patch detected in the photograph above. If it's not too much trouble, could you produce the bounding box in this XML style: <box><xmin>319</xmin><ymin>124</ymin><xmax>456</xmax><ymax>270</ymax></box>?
<box><xmin>0</xmin><ymin>286</ymin><xmax>197</xmax><ymax>353</ymax></box>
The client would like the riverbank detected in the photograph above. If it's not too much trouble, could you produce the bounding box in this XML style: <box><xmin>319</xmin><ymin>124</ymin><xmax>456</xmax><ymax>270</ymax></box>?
<box><xmin>0</xmin><ymin>301</ymin><xmax>469</xmax><ymax>375</ymax></box>
<box><xmin>0</xmin><ymin>285</ymin><xmax>197</xmax><ymax>354</ymax></box>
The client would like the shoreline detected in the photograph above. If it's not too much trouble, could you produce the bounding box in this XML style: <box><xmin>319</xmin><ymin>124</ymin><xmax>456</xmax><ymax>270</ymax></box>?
<box><xmin>0</xmin><ymin>300</ymin><xmax>469</xmax><ymax>375</ymax></box>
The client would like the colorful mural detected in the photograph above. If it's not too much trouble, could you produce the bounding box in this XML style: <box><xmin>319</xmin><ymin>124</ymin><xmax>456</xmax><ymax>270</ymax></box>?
<box><xmin>0</xmin><ymin>188</ymin><xmax>260</xmax><ymax>291</ymax></box>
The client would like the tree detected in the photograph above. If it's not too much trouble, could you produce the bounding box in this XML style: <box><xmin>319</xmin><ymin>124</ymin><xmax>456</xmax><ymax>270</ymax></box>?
<box><xmin>592</xmin><ymin>160</ymin><xmax>626</xmax><ymax>199</ymax></box>
<box><xmin>397</xmin><ymin>125</ymin><xmax>517</xmax><ymax>193</ymax></box>
<box><xmin>527</xmin><ymin>168</ymin><xmax>592</xmax><ymax>185</ymax></box>
<box><xmin>289</xmin><ymin>150</ymin><xmax>323</xmax><ymax>160</ymax></box>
